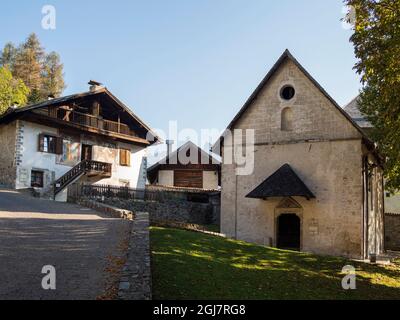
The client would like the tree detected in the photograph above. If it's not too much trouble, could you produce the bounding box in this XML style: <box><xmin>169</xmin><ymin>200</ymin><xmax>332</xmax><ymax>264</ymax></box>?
<box><xmin>0</xmin><ymin>42</ymin><xmax>17</xmax><ymax>69</ymax></box>
<box><xmin>42</xmin><ymin>52</ymin><xmax>66</xmax><ymax>98</ymax></box>
<box><xmin>345</xmin><ymin>0</ymin><xmax>400</xmax><ymax>192</ymax></box>
<box><xmin>0</xmin><ymin>33</ymin><xmax>66</xmax><ymax>104</ymax></box>
<box><xmin>0</xmin><ymin>67</ymin><xmax>29</xmax><ymax>115</ymax></box>
<box><xmin>13</xmin><ymin>33</ymin><xmax>45</xmax><ymax>103</ymax></box>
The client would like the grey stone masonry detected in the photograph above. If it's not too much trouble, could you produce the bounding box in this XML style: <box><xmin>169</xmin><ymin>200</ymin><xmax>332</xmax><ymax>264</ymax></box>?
<box><xmin>118</xmin><ymin>212</ymin><xmax>152</xmax><ymax>300</ymax></box>
<box><xmin>385</xmin><ymin>213</ymin><xmax>400</xmax><ymax>251</ymax></box>
<box><xmin>78</xmin><ymin>199</ymin><xmax>135</xmax><ymax>221</ymax></box>
<box><xmin>102</xmin><ymin>198</ymin><xmax>215</xmax><ymax>226</ymax></box>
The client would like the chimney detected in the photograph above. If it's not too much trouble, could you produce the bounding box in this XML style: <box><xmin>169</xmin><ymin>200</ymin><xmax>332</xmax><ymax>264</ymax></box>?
<box><xmin>47</xmin><ymin>94</ymin><xmax>55</xmax><ymax>100</ymax></box>
<box><xmin>88</xmin><ymin>80</ymin><xmax>103</xmax><ymax>92</ymax></box>
<box><xmin>9</xmin><ymin>103</ymin><xmax>19</xmax><ymax>110</ymax></box>
<box><xmin>166</xmin><ymin>140</ymin><xmax>174</xmax><ymax>164</ymax></box>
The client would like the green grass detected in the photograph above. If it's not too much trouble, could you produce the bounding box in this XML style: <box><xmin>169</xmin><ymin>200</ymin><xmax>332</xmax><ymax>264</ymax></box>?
<box><xmin>150</xmin><ymin>227</ymin><xmax>400</xmax><ymax>300</ymax></box>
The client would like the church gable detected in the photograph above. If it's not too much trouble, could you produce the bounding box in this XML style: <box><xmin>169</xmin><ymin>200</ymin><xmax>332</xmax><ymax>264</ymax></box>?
<box><xmin>232</xmin><ymin>51</ymin><xmax>362</xmax><ymax>144</ymax></box>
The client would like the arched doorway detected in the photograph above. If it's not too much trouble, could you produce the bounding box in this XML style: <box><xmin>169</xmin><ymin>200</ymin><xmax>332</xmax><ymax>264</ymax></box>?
<box><xmin>277</xmin><ymin>214</ymin><xmax>301</xmax><ymax>251</ymax></box>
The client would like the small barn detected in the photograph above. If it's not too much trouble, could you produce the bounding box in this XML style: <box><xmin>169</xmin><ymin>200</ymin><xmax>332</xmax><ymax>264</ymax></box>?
<box><xmin>147</xmin><ymin>141</ymin><xmax>221</xmax><ymax>190</ymax></box>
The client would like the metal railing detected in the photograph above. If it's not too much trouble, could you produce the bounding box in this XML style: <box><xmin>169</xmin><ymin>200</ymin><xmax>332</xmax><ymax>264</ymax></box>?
<box><xmin>69</xmin><ymin>184</ymin><xmax>213</xmax><ymax>203</ymax></box>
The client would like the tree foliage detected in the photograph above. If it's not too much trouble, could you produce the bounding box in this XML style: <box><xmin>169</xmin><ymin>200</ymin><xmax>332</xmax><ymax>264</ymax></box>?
<box><xmin>345</xmin><ymin>0</ymin><xmax>400</xmax><ymax>191</ymax></box>
<box><xmin>0</xmin><ymin>67</ymin><xmax>29</xmax><ymax>115</ymax></box>
<box><xmin>0</xmin><ymin>33</ymin><xmax>66</xmax><ymax>104</ymax></box>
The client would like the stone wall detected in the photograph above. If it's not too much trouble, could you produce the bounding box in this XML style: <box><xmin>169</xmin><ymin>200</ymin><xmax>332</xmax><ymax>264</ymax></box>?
<box><xmin>385</xmin><ymin>213</ymin><xmax>400</xmax><ymax>251</ymax></box>
<box><xmin>222</xmin><ymin>139</ymin><xmax>364</xmax><ymax>259</ymax></box>
<box><xmin>233</xmin><ymin>59</ymin><xmax>362</xmax><ymax>144</ymax></box>
<box><xmin>0</xmin><ymin>121</ymin><xmax>17</xmax><ymax>188</ymax></box>
<box><xmin>98</xmin><ymin>198</ymin><xmax>216</xmax><ymax>226</ymax></box>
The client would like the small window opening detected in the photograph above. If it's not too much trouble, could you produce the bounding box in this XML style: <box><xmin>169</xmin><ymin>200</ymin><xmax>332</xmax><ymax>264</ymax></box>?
<box><xmin>280</xmin><ymin>85</ymin><xmax>295</xmax><ymax>100</ymax></box>
<box><xmin>31</xmin><ymin>170</ymin><xmax>44</xmax><ymax>188</ymax></box>
<box><xmin>281</xmin><ymin>107</ymin><xmax>294</xmax><ymax>131</ymax></box>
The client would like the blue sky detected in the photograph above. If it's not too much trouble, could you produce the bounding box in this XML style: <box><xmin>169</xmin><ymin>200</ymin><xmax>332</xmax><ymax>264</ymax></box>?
<box><xmin>0</xmin><ymin>1</ymin><xmax>360</xmax><ymax>162</ymax></box>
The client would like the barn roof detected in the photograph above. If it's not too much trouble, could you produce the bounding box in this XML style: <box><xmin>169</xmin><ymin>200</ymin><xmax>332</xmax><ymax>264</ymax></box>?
<box><xmin>246</xmin><ymin>164</ymin><xmax>315</xmax><ymax>200</ymax></box>
<box><xmin>147</xmin><ymin>141</ymin><xmax>221</xmax><ymax>174</ymax></box>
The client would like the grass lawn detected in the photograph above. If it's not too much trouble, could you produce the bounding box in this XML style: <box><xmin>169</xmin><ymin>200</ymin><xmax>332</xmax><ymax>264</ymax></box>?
<box><xmin>150</xmin><ymin>227</ymin><xmax>400</xmax><ymax>300</ymax></box>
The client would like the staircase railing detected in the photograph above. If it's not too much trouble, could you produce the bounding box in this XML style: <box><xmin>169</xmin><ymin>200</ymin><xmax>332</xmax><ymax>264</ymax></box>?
<box><xmin>54</xmin><ymin>160</ymin><xmax>112</xmax><ymax>196</ymax></box>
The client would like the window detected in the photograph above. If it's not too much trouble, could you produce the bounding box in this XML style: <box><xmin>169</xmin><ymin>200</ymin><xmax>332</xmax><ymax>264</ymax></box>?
<box><xmin>119</xmin><ymin>149</ymin><xmax>131</xmax><ymax>166</ymax></box>
<box><xmin>38</xmin><ymin>134</ymin><xmax>62</xmax><ymax>154</ymax></box>
<box><xmin>280</xmin><ymin>85</ymin><xmax>295</xmax><ymax>101</ymax></box>
<box><xmin>31</xmin><ymin>170</ymin><xmax>44</xmax><ymax>188</ymax></box>
<box><xmin>281</xmin><ymin>107</ymin><xmax>294</xmax><ymax>131</ymax></box>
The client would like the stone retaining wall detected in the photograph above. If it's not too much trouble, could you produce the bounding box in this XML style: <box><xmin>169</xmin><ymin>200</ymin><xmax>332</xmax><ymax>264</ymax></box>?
<box><xmin>78</xmin><ymin>199</ymin><xmax>135</xmax><ymax>220</ymax></box>
<box><xmin>385</xmin><ymin>213</ymin><xmax>400</xmax><ymax>251</ymax></box>
<box><xmin>99</xmin><ymin>198</ymin><xmax>216</xmax><ymax>226</ymax></box>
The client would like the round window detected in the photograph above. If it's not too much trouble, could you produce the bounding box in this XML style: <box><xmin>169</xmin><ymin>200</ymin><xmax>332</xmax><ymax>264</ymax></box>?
<box><xmin>280</xmin><ymin>85</ymin><xmax>295</xmax><ymax>101</ymax></box>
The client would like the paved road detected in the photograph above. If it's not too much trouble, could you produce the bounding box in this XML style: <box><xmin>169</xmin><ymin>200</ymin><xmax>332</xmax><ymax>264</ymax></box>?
<box><xmin>0</xmin><ymin>189</ymin><xmax>131</xmax><ymax>300</ymax></box>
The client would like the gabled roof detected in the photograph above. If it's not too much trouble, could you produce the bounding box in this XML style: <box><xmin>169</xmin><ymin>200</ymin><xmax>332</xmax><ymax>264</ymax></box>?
<box><xmin>213</xmin><ymin>49</ymin><xmax>372</xmax><ymax>149</ymax></box>
<box><xmin>343</xmin><ymin>95</ymin><xmax>373</xmax><ymax>129</ymax></box>
<box><xmin>0</xmin><ymin>87</ymin><xmax>160</xmax><ymax>144</ymax></box>
<box><xmin>246</xmin><ymin>164</ymin><xmax>315</xmax><ymax>200</ymax></box>
<box><xmin>147</xmin><ymin>141</ymin><xmax>221</xmax><ymax>173</ymax></box>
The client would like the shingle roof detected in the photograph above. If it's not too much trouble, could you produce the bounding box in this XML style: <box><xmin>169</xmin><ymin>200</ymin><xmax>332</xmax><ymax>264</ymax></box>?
<box><xmin>343</xmin><ymin>95</ymin><xmax>373</xmax><ymax>129</ymax></box>
<box><xmin>246</xmin><ymin>164</ymin><xmax>315</xmax><ymax>200</ymax></box>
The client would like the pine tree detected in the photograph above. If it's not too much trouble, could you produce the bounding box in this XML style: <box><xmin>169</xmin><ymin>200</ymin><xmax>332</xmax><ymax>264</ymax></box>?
<box><xmin>42</xmin><ymin>52</ymin><xmax>66</xmax><ymax>98</ymax></box>
<box><xmin>0</xmin><ymin>42</ymin><xmax>17</xmax><ymax>69</ymax></box>
<box><xmin>13</xmin><ymin>34</ymin><xmax>45</xmax><ymax>103</ymax></box>
<box><xmin>0</xmin><ymin>33</ymin><xmax>66</xmax><ymax>104</ymax></box>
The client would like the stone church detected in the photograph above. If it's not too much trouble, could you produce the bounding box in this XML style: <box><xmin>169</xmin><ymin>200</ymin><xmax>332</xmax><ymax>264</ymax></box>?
<box><xmin>215</xmin><ymin>50</ymin><xmax>384</xmax><ymax>260</ymax></box>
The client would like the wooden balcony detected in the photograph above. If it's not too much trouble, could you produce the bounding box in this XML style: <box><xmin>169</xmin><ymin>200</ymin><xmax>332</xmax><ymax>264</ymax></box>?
<box><xmin>30</xmin><ymin>107</ymin><xmax>150</xmax><ymax>145</ymax></box>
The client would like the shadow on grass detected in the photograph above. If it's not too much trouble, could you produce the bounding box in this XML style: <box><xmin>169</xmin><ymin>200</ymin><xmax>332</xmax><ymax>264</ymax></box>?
<box><xmin>150</xmin><ymin>227</ymin><xmax>400</xmax><ymax>300</ymax></box>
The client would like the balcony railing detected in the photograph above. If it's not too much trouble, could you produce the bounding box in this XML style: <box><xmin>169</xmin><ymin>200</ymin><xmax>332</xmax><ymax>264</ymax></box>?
<box><xmin>34</xmin><ymin>107</ymin><xmax>132</xmax><ymax>136</ymax></box>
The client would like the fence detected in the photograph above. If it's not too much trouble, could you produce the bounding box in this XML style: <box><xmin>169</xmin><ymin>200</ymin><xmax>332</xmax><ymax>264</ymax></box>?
<box><xmin>68</xmin><ymin>183</ymin><xmax>214</xmax><ymax>204</ymax></box>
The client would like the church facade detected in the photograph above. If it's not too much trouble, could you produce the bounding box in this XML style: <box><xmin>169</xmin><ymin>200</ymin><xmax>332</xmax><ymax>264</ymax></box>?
<box><xmin>216</xmin><ymin>50</ymin><xmax>384</xmax><ymax>260</ymax></box>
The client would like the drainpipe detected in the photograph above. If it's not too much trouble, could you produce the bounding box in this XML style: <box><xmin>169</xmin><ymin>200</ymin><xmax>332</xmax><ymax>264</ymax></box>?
<box><xmin>166</xmin><ymin>140</ymin><xmax>174</xmax><ymax>165</ymax></box>
<box><xmin>235</xmin><ymin>173</ymin><xmax>238</xmax><ymax>240</ymax></box>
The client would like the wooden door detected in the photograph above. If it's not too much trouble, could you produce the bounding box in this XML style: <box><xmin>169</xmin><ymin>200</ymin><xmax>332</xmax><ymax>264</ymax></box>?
<box><xmin>81</xmin><ymin>144</ymin><xmax>93</xmax><ymax>161</ymax></box>
<box><xmin>174</xmin><ymin>170</ymin><xmax>203</xmax><ymax>188</ymax></box>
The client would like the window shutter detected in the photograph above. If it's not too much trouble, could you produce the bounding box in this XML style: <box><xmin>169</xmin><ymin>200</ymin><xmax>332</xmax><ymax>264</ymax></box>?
<box><xmin>38</xmin><ymin>134</ymin><xmax>45</xmax><ymax>152</ymax></box>
<box><xmin>120</xmin><ymin>149</ymin><xmax>130</xmax><ymax>166</ymax></box>
<box><xmin>119</xmin><ymin>149</ymin><xmax>125</xmax><ymax>166</ymax></box>
<box><xmin>126</xmin><ymin>149</ymin><xmax>131</xmax><ymax>166</ymax></box>
<box><xmin>55</xmin><ymin>137</ymin><xmax>63</xmax><ymax>155</ymax></box>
